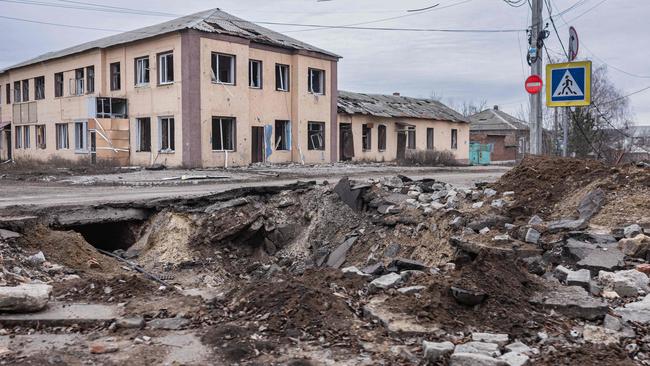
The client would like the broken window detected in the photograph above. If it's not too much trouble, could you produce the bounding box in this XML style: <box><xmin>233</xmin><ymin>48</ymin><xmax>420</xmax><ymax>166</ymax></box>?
<box><xmin>308</xmin><ymin>68</ymin><xmax>325</xmax><ymax>95</ymax></box>
<box><xmin>13</xmin><ymin>81</ymin><xmax>21</xmax><ymax>103</ymax></box>
<box><xmin>451</xmin><ymin>129</ymin><xmax>458</xmax><ymax>149</ymax></box>
<box><xmin>5</xmin><ymin>83</ymin><xmax>9</xmax><ymax>104</ymax></box>
<box><xmin>378</xmin><ymin>125</ymin><xmax>387</xmax><ymax>151</ymax></box>
<box><xmin>362</xmin><ymin>124</ymin><xmax>372</xmax><ymax>151</ymax></box>
<box><xmin>275</xmin><ymin>64</ymin><xmax>290</xmax><ymax>92</ymax></box>
<box><xmin>427</xmin><ymin>128</ymin><xmax>434</xmax><ymax>150</ymax></box>
<box><xmin>56</xmin><ymin>123</ymin><xmax>69</xmax><ymax>150</ymax></box>
<box><xmin>23</xmin><ymin>125</ymin><xmax>31</xmax><ymax>148</ymax></box>
<box><xmin>136</xmin><ymin>117</ymin><xmax>151</xmax><ymax>152</ymax></box>
<box><xmin>158</xmin><ymin>52</ymin><xmax>174</xmax><ymax>84</ymax></box>
<box><xmin>75</xmin><ymin>121</ymin><xmax>87</xmax><ymax>151</ymax></box>
<box><xmin>275</xmin><ymin>120</ymin><xmax>290</xmax><ymax>150</ymax></box>
<box><xmin>35</xmin><ymin>76</ymin><xmax>45</xmax><ymax>100</ymax></box>
<box><xmin>96</xmin><ymin>97</ymin><xmax>127</xmax><ymax>118</ymax></box>
<box><xmin>73</xmin><ymin>68</ymin><xmax>84</xmax><ymax>96</ymax></box>
<box><xmin>249</xmin><ymin>59</ymin><xmax>262</xmax><ymax>88</ymax></box>
<box><xmin>159</xmin><ymin>116</ymin><xmax>175</xmax><ymax>152</ymax></box>
<box><xmin>36</xmin><ymin>125</ymin><xmax>46</xmax><ymax>149</ymax></box>
<box><xmin>22</xmin><ymin>80</ymin><xmax>29</xmax><ymax>102</ymax></box>
<box><xmin>211</xmin><ymin>53</ymin><xmax>235</xmax><ymax>84</ymax></box>
<box><xmin>86</xmin><ymin>66</ymin><xmax>95</xmax><ymax>93</ymax></box>
<box><xmin>14</xmin><ymin>126</ymin><xmax>22</xmax><ymax>148</ymax></box>
<box><xmin>55</xmin><ymin>73</ymin><xmax>64</xmax><ymax>97</ymax></box>
<box><xmin>135</xmin><ymin>56</ymin><xmax>150</xmax><ymax>85</ymax></box>
<box><xmin>407</xmin><ymin>127</ymin><xmax>416</xmax><ymax>149</ymax></box>
<box><xmin>211</xmin><ymin>117</ymin><xmax>236</xmax><ymax>151</ymax></box>
<box><xmin>110</xmin><ymin>62</ymin><xmax>121</xmax><ymax>91</ymax></box>
<box><xmin>308</xmin><ymin>122</ymin><xmax>325</xmax><ymax>150</ymax></box>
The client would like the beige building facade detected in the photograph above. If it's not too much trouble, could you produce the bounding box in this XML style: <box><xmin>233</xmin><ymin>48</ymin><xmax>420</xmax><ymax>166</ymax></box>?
<box><xmin>337</xmin><ymin>91</ymin><xmax>470</xmax><ymax>164</ymax></box>
<box><xmin>0</xmin><ymin>9</ymin><xmax>339</xmax><ymax>167</ymax></box>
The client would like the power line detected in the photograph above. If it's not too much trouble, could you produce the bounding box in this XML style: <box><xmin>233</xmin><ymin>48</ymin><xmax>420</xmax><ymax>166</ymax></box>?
<box><xmin>544</xmin><ymin>0</ymin><xmax>568</xmax><ymax>59</ymax></box>
<box><xmin>0</xmin><ymin>14</ymin><xmax>153</xmax><ymax>33</ymax></box>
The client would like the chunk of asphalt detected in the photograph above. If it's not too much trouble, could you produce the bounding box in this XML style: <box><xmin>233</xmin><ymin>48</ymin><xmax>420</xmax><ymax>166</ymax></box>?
<box><xmin>454</xmin><ymin>342</ymin><xmax>500</xmax><ymax>357</ymax></box>
<box><xmin>471</xmin><ymin>333</ymin><xmax>509</xmax><ymax>347</ymax></box>
<box><xmin>566</xmin><ymin>269</ymin><xmax>592</xmax><ymax>291</ymax></box>
<box><xmin>422</xmin><ymin>340</ymin><xmax>454</xmax><ymax>363</ymax></box>
<box><xmin>369</xmin><ymin>273</ymin><xmax>402</xmax><ymax>291</ymax></box>
<box><xmin>361</xmin><ymin>262</ymin><xmax>385</xmax><ymax>275</ymax></box>
<box><xmin>388</xmin><ymin>257</ymin><xmax>427</xmax><ymax>271</ymax></box>
<box><xmin>333</xmin><ymin>177</ymin><xmax>362</xmax><ymax>211</ymax></box>
<box><xmin>530</xmin><ymin>285</ymin><xmax>608</xmax><ymax>320</ymax></box>
<box><xmin>326</xmin><ymin>236</ymin><xmax>358</xmax><ymax>269</ymax></box>
<box><xmin>147</xmin><ymin>317</ymin><xmax>190</xmax><ymax>330</ymax></box>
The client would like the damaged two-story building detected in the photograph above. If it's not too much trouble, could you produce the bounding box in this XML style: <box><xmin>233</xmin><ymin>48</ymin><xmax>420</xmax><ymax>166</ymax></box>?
<box><xmin>0</xmin><ymin>9</ymin><xmax>340</xmax><ymax>167</ymax></box>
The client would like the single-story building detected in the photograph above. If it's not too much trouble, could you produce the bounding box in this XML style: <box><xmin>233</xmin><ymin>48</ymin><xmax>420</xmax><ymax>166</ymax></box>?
<box><xmin>337</xmin><ymin>91</ymin><xmax>470</xmax><ymax>164</ymax></box>
<box><xmin>468</xmin><ymin>106</ymin><xmax>529</xmax><ymax>162</ymax></box>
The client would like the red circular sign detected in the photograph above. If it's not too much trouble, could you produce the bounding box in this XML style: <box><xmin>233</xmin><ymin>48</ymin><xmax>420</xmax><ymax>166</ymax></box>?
<box><xmin>525</xmin><ymin>75</ymin><xmax>543</xmax><ymax>94</ymax></box>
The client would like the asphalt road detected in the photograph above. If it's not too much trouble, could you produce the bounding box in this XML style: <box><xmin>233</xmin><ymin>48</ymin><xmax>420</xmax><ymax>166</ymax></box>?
<box><xmin>0</xmin><ymin>166</ymin><xmax>510</xmax><ymax>209</ymax></box>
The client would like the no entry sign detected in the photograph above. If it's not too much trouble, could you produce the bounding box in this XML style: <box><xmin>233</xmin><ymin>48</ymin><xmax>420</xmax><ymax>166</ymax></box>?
<box><xmin>525</xmin><ymin>75</ymin><xmax>543</xmax><ymax>94</ymax></box>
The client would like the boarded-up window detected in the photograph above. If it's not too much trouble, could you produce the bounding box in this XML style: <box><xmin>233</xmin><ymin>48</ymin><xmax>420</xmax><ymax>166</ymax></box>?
<box><xmin>275</xmin><ymin>120</ymin><xmax>290</xmax><ymax>150</ymax></box>
<box><xmin>211</xmin><ymin>117</ymin><xmax>236</xmax><ymax>151</ymax></box>
<box><xmin>362</xmin><ymin>124</ymin><xmax>372</xmax><ymax>151</ymax></box>
<box><xmin>427</xmin><ymin>128</ymin><xmax>434</xmax><ymax>150</ymax></box>
<box><xmin>136</xmin><ymin>118</ymin><xmax>151</xmax><ymax>152</ymax></box>
<box><xmin>451</xmin><ymin>129</ymin><xmax>458</xmax><ymax>149</ymax></box>
<box><xmin>407</xmin><ymin>127</ymin><xmax>416</xmax><ymax>149</ymax></box>
<box><xmin>378</xmin><ymin>125</ymin><xmax>387</xmax><ymax>151</ymax></box>
<box><xmin>308</xmin><ymin>122</ymin><xmax>325</xmax><ymax>150</ymax></box>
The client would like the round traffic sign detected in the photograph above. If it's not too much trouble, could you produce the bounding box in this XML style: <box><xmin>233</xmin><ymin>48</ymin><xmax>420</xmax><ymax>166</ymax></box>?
<box><xmin>569</xmin><ymin>26</ymin><xmax>579</xmax><ymax>61</ymax></box>
<box><xmin>525</xmin><ymin>74</ymin><xmax>543</xmax><ymax>94</ymax></box>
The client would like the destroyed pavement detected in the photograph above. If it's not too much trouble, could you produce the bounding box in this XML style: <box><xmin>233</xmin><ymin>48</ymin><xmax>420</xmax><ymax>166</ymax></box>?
<box><xmin>0</xmin><ymin>155</ymin><xmax>648</xmax><ymax>365</ymax></box>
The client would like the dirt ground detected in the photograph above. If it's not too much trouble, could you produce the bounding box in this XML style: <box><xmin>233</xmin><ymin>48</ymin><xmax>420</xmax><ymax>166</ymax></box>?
<box><xmin>0</xmin><ymin>156</ymin><xmax>648</xmax><ymax>365</ymax></box>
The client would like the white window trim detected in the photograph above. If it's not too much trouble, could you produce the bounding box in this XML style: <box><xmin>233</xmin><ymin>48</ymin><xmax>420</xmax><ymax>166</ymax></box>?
<box><xmin>212</xmin><ymin>53</ymin><xmax>235</xmax><ymax>85</ymax></box>
<box><xmin>308</xmin><ymin>68</ymin><xmax>325</xmax><ymax>95</ymax></box>
<box><xmin>158</xmin><ymin>52</ymin><xmax>174</xmax><ymax>85</ymax></box>
<box><xmin>135</xmin><ymin>57</ymin><xmax>150</xmax><ymax>86</ymax></box>
<box><xmin>74</xmin><ymin>121</ymin><xmax>88</xmax><ymax>153</ymax></box>
<box><xmin>249</xmin><ymin>60</ymin><xmax>262</xmax><ymax>89</ymax></box>
<box><xmin>56</xmin><ymin>123</ymin><xmax>69</xmax><ymax>150</ymax></box>
<box><xmin>276</xmin><ymin>64</ymin><xmax>289</xmax><ymax>92</ymax></box>
<box><xmin>211</xmin><ymin>118</ymin><xmax>236</xmax><ymax>152</ymax></box>
<box><xmin>158</xmin><ymin>116</ymin><xmax>175</xmax><ymax>153</ymax></box>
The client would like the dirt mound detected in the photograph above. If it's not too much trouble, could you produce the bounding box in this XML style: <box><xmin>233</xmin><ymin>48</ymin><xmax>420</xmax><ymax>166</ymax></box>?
<box><xmin>536</xmin><ymin>343</ymin><xmax>634</xmax><ymax>366</ymax></box>
<box><xmin>384</xmin><ymin>253</ymin><xmax>549</xmax><ymax>337</ymax></box>
<box><xmin>52</xmin><ymin>274</ymin><xmax>158</xmax><ymax>302</ymax></box>
<box><xmin>19</xmin><ymin>225</ymin><xmax>120</xmax><ymax>275</ymax></box>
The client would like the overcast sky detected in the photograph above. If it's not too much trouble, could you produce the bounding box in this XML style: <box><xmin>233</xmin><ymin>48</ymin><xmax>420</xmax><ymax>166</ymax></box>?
<box><xmin>1</xmin><ymin>0</ymin><xmax>648</xmax><ymax>125</ymax></box>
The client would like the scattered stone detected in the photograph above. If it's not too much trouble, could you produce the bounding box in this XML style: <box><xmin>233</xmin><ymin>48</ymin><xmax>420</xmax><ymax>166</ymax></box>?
<box><xmin>577</xmin><ymin>248</ymin><xmax>625</xmax><ymax>274</ymax></box>
<box><xmin>491</xmin><ymin>199</ymin><xmax>506</xmax><ymax>208</ymax></box>
<box><xmin>502</xmin><ymin>191</ymin><xmax>515</xmax><ymax>197</ymax></box>
<box><xmin>384</xmin><ymin>243</ymin><xmax>401</xmax><ymax>258</ymax></box>
<box><xmin>334</xmin><ymin>177</ymin><xmax>363</xmax><ymax>210</ymax></box>
<box><xmin>381</xmin><ymin>176</ymin><xmax>404</xmax><ymax>189</ymax></box>
<box><xmin>615</xmin><ymin>294</ymin><xmax>650</xmax><ymax>324</ymax></box>
<box><xmin>342</xmin><ymin>266</ymin><xmax>370</xmax><ymax>277</ymax></box>
<box><xmin>471</xmin><ymin>333</ymin><xmax>509</xmax><ymax>346</ymax></box>
<box><xmin>27</xmin><ymin>251</ymin><xmax>46</xmax><ymax>265</ymax></box>
<box><xmin>493</xmin><ymin>234</ymin><xmax>511</xmax><ymax>242</ymax></box>
<box><xmin>564</xmin><ymin>238</ymin><xmax>596</xmax><ymax>261</ymax></box>
<box><xmin>566</xmin><ymin>269</ymin><xmax>591</xmax><ymax>291</ymax></box>
<box><xmin>422</xmin><ymin>340</ymin><xmax>455</xmax><ymax>362</ymax></box>
<box><xmin>484</xmin><ymin>188</ymin><xmax>497</xmax><ymax>197</ymax></box>
<box><xmin>362</xmin><ymin>262</ymin><xmax>385</xmax><ymax>275</ymax></box>
<box><xmin>603</xmin><ymin>314</ymin><xmax>623</xmax><ymax>331</ymax></box>
<box><xmin>528</xmin><ymin>215</ymin><xmax>544</xmax><ymax>226</ymax></box>
<box><xmin>525</xmin><ymin>228</ymin><xmax>540</xmax><ymax>244</ymax></box>
<box><xmin>450</xmin><ymin>353</ymin><xmax>507</xmax><ymax>366</ymax></box>
<box><xmin>0</xmin><ymin>284</ymin><xmax>52</xmax><ymax>313</ymax></box>
<box><xmin>618</xmin><ymin>234</ymin><xmax>650</xmax><ymax>259</ymax></box>
<box><xmin>398</xmin><ymin>286</ymin><xmax>426</xmax><ymax>295</ymax></box>
<box><xmin>577</xmin><ymin>188</ymin><xmax>605</xmax><ymax>221</ymax></box>
<box><xmin>530</xmin><ymin>285</ymin><xmax>608</xmax><ymax>320</ymax></box>
<box><xmin>547</xmin><ymin>219</ymin><xmax>587</xmax><ymax>233</ymax></box>
<box><xmin>522</xmin><ymin>256</ymin><xmax>545</xmax><ymax>276</ymax></box>
<box><xmin>582</xmin><ymin>325</ymin><xmax>621</xmax><ymax>345</ymax></box>
<box><xmin>431</xmin><ymin>202</ymin><xmax>446</xmax><ymax>210</ymax></box>
<box><xmin>369</xmin><ymin>273</ymin><xmax>402</xmax><ymax>291</ymax></box>
<box><xmin>147</xmin><ymin>317</ymin><xmax>190</xmax><ymax>330</ymax></box>
<box><xmin>598</xmin><ymin>269</ymin><xmax>649</xmax><ymax>297</ymax></box>
<box><xmin>0</xmin><ymin>229</ymin><xmax>21</xmax><ymax>240</ymax></box>
<box><xmin>624</xmin><ymin>224</ymin><xmax>643</xmax><ymax>238</ymax></box>
<box><xmin>363</xmin><ymin>297</ymin><xmax>439</xmax><ymax>335</ymax></box>
<box><xmin>498</xmin><ymin>352</ymin><xmax>530</xmax><ymax>366</ymax></box>
<box><xmin>451</xmin><ymin>286</ymin><xmax>487</xmax><ymax>306</ymax></box>
<box><xmin>89</xmin><ymin>343</ymin><xmax>119</xmax><ymax>354</ymax></box>
<box><xmin>505</xmin><ymin>223</ymin><xmax>516</xmax><ymax>230</ymax></box>
<box><xmin>326</xmin><ymin>236</ymin><xmax>358</xmax><ymax>269</ymax></box>
<box><xmin>418</xmin><ymin>193</ymin><xmax>433</xmax><ymax>203</ymax></box>
<box><xmin>116</xmin><ymin>317</ymin><xmax>145</xmax><ymax>329</ymax></box>
<box><xmin>450</xmin><ymin>217</ymin><xmax>466</xmax><ymax>229</ymax></box>
<box><xmin>388</xmin><ymin>258</ymin><xmax>428</xmax><ymax>271</ymax></box>
<box><xmin>479</xmin><ymin>227</ymin><xmax>490</xmax><ymax>235</ymax></box>
<box><xmin>454</xmin><ymin>342</ymin><xmax>500</xmax><ymax>357</ymax></box>
<box><xmin>505</xmin><ymin>342</ymin><xmax>531</xmax><ymax>354</ymax></box>
<box><xmin>473</xmin><ymin>202</ymin><xmax>485</xmax><ymax>209</ymax></box>
<box><xmin>637</xmin><ymin>264</ymin><xmax>650</xmax><ymax>275</ymax></box>
<box><xmin>378</xmin><ymin>205</ymin><xmax>399</xmax><ymax>215</ymax></box>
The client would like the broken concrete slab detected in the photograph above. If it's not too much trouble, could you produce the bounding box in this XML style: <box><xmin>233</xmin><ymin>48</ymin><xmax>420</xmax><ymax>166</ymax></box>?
<box><xmin>467</xmin><ymin>215</ymin><xmax>512</xmax><ymax>232</ymax></box>
<box><xmin>50</xmin><ymin>207</ymin><xmax>149</xmax><ymax>227</ymax></box>
<box><xmin>369</xmin><ymin>273</ymin><xmax>402</xmax><ymax>291</ymax></box>
<box><xmin>567</xmin><ymin>231</ymin><xmax>617</xmax><ymax>244</ymax></box>
<box><xmin>615</xmin><ymin>294</ymin><xmax>650</xmax><ymax>324</ymax></box>
<box><xmin>388</xmin><ymin>258</ymin><xmax>427</xmax><ymax>271</ymax></box>
<box><xmin>450</xmin><ymin>353</ymin><xmax>508</xmax><ymax>366</ymax></box>
<box><xmin>147</xmin><ymin>317</ymin><xmax>190</xmax><ymax>330</ymax></box>
<box><xmin>0</xmin><ymin>229</ymin><xmax>21</xmax><ymax>240</ymax></box>
<box><xmin>383</xmin><ymin>243</ymin><xmax>401</xmax><ymax>258</ymax></box>
<box><xmin>525</xmin><ymin>228</ymin><xmax>540</xmax><ymax>244</ymax></box>
<box><xmin>498</xmin><ymin>352</ymin><xmax>530</xmax><ymax>366</ymax></box>
<box><xmin>504</xmin><ymin>342</ymin><xmax>531</xmax><ymax>355</ymax></box>
<box><xmin>454</xmin><ymin>342</ymin><xmax>500</xmax><ymax>357</ymax></box>
<box><xmin>361</xmin><ymin>262</ymin><xmax>385</xmax><ymax>275</ymax></box>
<box><xmin>624</xmin><ymin>224</ymin><xmax>643</xmax><ymax>238</ymax></box>
<box><xmin>598</xmin><ymin>269</ymin><xmax>649</xmax><ymax>297</ymax></box>
<box><xmin>333</xmin><ymin>177</ymin><xmax>363</xmax><ymax>211</ymax></box>
<box><xmin>0</xmin><ymin>284</ymin><xmax>51</xmax><ymax>313</ymax></box>
<box><xmin>116</xmin><ymin>317</ymin><xmax>145</xmax><ymax>329</ymax></box>
<box><xmin>397</xmin><ymin>286</ymin><xmax>426</xmax><ymax>295</ymax></box>
<box><xmin>577</xmin><ymin>188</ymin><xmax>605</xmax><ymax>221</ymax></box>
<box><xmin>422</xmin><ymin>340</ymin><xmax>455</xmax><ymax>362</ymax></box>
<box><xmin>547</xmin><ymin>219</ymin><xmax>587</xmax><ymax>233</ymax></box>
<box><xmin>342</xmin><ymin>266</ymin><xmax>371</xmax><ymax>277</ymax></box>
<box><xmin>471</xmin><ymin>333</ymin><xmax>509</xmax><ymax>346</ymax></box>
<box><xmin>204</xmin><ymin>197</ymin><xmax>249</xmax><ymax>213</ymax></box>
<box><xmin>326</xmin><ymin>236</ymin><xmax>358</xmax><ymax>269</ymax></box>
<box><xmin>582</xmin><ymin>325</ymin><xmax>622</xmax><ymax>345</ymax></box>
<box><xmin>528</xmin><ymin>215</ymin><xmax>544</xmax><ymax>226</ymax></box>
<box><xmin>530</xmin><ymin>285</ymin><xmax>608</xmax><ymax>320</ymax></box>
<box><xmin>363</xmin><ymin>297</ymin><xmax>438</xmax><ymax>335</ymax></box>
<box><xmin>564</xmin><ymin>238</ymin><xmax>598</xmax><ymax>261</ymax></box>
<box><xmin>553</xmin><ymin>265</ymin><xmax>572</xmax><ymax>283</ymax></box>
<box><xmin>576</xmin><ymin>249</ymin><xmax>625</xmax><ymax>274</ymax></box>
<box><xmin>566</xmin><ymin>269</ymin><xmax>591</xmax><ymax>291</ymax></box>
<box><xmin>0</xmin><ymin>303</ymin><xmax>118</xmax><ymax>325</ymax></box>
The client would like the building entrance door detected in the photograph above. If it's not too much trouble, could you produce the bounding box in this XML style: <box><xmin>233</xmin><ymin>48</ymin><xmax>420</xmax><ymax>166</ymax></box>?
<box><xmin>251</xmin><ymin>126</ymin><xmax>264</xmax><ymax>163</ymax></box>
<box><xmin>339</xmin><ymin>123</ymin><xmax>354</xmax><ymax>161</ymax></box>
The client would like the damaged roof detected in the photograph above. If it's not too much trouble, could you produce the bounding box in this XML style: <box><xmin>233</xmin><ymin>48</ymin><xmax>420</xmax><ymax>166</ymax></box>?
<box><xmin>337</xmin><ymin>91</ymin><xmax>469</xmax><ymax>123</ymax></box>
<box><xmin>2</xmin><ymin>9</ymin><xmax>340</xmax><ymax>72</ymax></box>
<box><xmin>468</xmin><ymin>108</ymin><xmax>529</xmax><ymax>131</ymax></box>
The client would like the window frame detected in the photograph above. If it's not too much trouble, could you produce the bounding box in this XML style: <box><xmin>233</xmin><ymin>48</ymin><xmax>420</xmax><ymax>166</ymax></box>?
<box><xmin>211</xmin><ymin>53</ymin><xmax>236</xmax><ymax>85</ymax></box>
<box><xmin>275</xmin><ymin>63</ymin><xmax>290</xmax><ymax>92</ymax></box>
<box><xmin>110</xmin><ymin>62</ymin><xmax>121</xmax><ymax>91</ymax></box>
<box><xmin>5</xmin><ymin>83</ymin><xmax>9</xmax><ymax>104</ymax></box>
<box><xmin>13</xmin><ymin>81</ymin><xmax>21</xmax><ymax>103</ymax></box>
<box><xmin>158</xmin><ymin>52</ymin><xmax>174</xmax><ymax>85</ymax></box>
<box><xmin>135</xmin><ymin>117</ymin><xmax>152</xmax><ymax>152</ymax></box>
<box><xmin>135</xmin><ymin>56</ymin><xmax>150</xmax><ymax>86</ymax></box>
<box><xmin>73</xmin><ymin>68</ymin><xmax>84</xmax><ymax>96</ymax></box>
<box><xmin>362</xmin><ymin>124</ymin><xmax>372</xmax><ymax>151</ymax></box>
<box><xmin>307</xmin><ymin>121</ymin><xmax>325</xmax><ymax>151</ymax></box>
<box><xmin>211</xmin><ymin>117</ymin><xmax>237</xmax><ymax>152</ymax></box>
<box><xmin>158</xmin><ymin>116</ymin><xmax>175</xmax><ymax>152</ymax></box>
<box><xmin>86</xmin><ymin>66</ymin><xmax>95</xmax><ymax>94</ymax></box>
<box><xmin>451</xmin><ymin>128</ymin><xmax>458</xmax><ymax>149</ymax></box>
<box><xmin>23</xmin><ymin>125</ymin><xmax>31</xmax><ymax>149</ymax></box>
<box><xmin>308</xmin><ymin>68</ymin><xmax>325</xmax><ymax>95</ymax></box>
<box><xmin>274</xmin><ymin>120</ymin><xmax>291</xmax><ymax>151</ymax></box>
<box><xmin>249</xmin><ymin>59</ymin><xmax>262</xmax><ymax>89</ymax></box>
<box><xmin>74</xmin><ymin>121</ymin><xmax>88</xmax><ymax>152</ymax></box>
<box><xmin>15</xmin><ymin>126</ymin><xmax>22</xmax><ymax>149</ymax></box>
<box><xmin>426</xmin><ymin>128</ymin><xmax>434</xmax><ymax>150</ymax></box>
<box><xmin>21</xmin><ymin>80</ymin><xmax>29</xmax><ymax>102</ymax></box>
<box><xmin>36</xmin><ymin>125</ymin><xmax>46</xmax><ymax>149</ymax></box>
<box><xmin>378</xmin><ymin>124</ymin><xmax>387</xmax><ymax>151</ymax></box>
<box><xmin>56</xmin><ymin>123</ymin><xmax>69</xmax><ymax>150</ymax></box>
<box><xmin>54</xmin><ymin>73</ymin><xmax>64</xmax><ymax>98</ymax></box>
<box><xmin>407</xmin><ymin>127</ymin><xmax>416</xmax><ymax>150</ymax></box>
<box><xmin>35</xmin><ymin>76</ymin><xmax>45</xmax><ymax>100</ymax></box>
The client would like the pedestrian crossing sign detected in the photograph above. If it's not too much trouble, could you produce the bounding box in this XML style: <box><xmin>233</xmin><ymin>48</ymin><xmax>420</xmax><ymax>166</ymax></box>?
<box><xmin>546</xmin><ymin>61</ymin><xmax>591</xmax><ymax>107</ymax></box>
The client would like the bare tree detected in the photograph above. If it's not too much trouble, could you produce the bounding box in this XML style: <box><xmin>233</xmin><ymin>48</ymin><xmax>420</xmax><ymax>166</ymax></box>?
<box><xmin>428</xmin><ymin>91</ymin><xmax>487</xmax><ymax>117</ymax></box>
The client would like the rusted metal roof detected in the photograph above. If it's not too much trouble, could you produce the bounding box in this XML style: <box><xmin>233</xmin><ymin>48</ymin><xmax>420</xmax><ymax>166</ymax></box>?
<box><xmin>2</xmin><ymin>9</ymin><xmax>340</xmax><ymax>73</ymax></box>
<box><xmin>337</xmin><ymin>91</ymin><xmax>469</xmax><ymax>123</ymax></box>
<box><xmin>468</xmin><ymin>108</ymin><xmax>529</xmax><ymax>131</ymax></box>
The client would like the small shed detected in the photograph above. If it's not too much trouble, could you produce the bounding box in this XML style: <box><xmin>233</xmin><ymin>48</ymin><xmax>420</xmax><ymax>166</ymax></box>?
<box><xmin>468</xmin><ymin>106</ymin><xmax>530</xmax><ymax>162</ymax></box>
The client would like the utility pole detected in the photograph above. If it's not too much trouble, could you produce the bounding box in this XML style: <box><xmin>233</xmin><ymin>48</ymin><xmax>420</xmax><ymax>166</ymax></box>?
<box><xmin>529</xmin><ymin>0</ymin><xmax>544</xmax><ymax>155</ymax></box>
